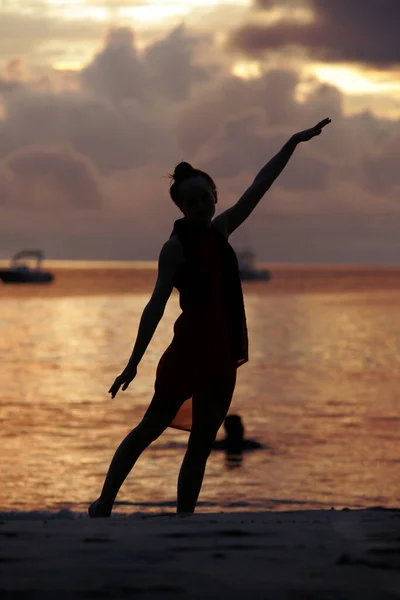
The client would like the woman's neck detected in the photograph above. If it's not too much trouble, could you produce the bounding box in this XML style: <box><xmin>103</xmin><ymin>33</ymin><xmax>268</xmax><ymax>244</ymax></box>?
<box><xmin>184</xmin><ymin>217</ymin><xmax>212</xmax><ymax>230</ymax></box>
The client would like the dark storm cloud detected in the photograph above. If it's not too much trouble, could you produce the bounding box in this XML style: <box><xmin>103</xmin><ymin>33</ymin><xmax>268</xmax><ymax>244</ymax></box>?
<box><xmin>230</xmin><ymin>0</ymin><xmax>400</xmax><ymax>67</ymax></box>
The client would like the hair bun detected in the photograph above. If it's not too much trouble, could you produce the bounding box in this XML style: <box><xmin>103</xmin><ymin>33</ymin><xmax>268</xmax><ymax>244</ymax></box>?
<box><xmin>173</xmin><ymin>161</ymin><xmax>195</xmax><ymax>183</ymax></box>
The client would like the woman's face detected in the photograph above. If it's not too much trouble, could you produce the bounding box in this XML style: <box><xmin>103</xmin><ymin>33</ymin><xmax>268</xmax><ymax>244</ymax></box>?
<box><xmin>179</xmin><ymin>176</ymin><xmax>217</xmax><ymax>226</ymax></box>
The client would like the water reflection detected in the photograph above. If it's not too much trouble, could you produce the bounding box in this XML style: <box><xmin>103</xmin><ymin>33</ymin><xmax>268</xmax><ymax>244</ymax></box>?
<box><xmin>1</xmin><ymin>273</ymin><xmax>400</xmax><ymax>513</ymax></box>
<box><xmin>213</xmin><ymin>415</ymin><xmax>265</xmax><ymax>469</ymax></box>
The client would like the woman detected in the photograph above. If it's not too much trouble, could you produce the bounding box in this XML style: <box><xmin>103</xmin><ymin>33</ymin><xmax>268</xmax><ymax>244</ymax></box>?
<box><xmin>89</xmin><ymin>117</ymin><xmax>331</xmax><ymax>517</ymax></box>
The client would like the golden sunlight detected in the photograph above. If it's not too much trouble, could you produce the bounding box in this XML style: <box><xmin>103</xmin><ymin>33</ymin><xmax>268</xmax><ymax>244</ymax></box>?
<box><xmin>232</xmin><ymin>61</ymin><xmax>262</xmax><ymax>79</ymax></box>
<box><xmin>51</xmin><ymin>4</ymin><xmax>109</xmax><ymax>21</ymax></box>
<box><xmin>310</xmin><ymin>64</ymin><xmax>400</xmax><ymax>95</ymax></box>
<box><xmin>52</xmin><ymin>60</ymin><xmax>85</xmax><ymax>71</ymax></box>
<box><xmin>118</xmin><ymin>0</ymin><xmax>253</xmax><ymax>26</ymax></box>
<box><xmin>255</xmin><ymin>4</ymin><xmax>314</xmax><ymax>26</ymax></box>
<box><xmin>43</xmin><ymin>0</ymin><xmax>252</xmax><ymax>23</ymax></box>
<box><xmin>120</xmin><ymin>5</ymin><xmax>192</xmax><ymax>24</ymax></box>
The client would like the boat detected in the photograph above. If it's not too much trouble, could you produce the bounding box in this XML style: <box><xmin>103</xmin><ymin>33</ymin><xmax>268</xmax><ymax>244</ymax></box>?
<box><xmin>0</xmin><ymin>250</ymin><xmax>54</xmax><ymax>284</ymax></box>
<box><xmin>236</xmin><ymin>248</ymin><xmax>271</xmax><ymax>281</ymax></box>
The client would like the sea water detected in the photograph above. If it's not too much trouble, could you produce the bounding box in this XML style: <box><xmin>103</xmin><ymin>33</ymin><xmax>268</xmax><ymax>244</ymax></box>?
<box><xmin>1</xmin><ymin>264</ymin><xmax>399</xmax><ymax>517</ymax></box>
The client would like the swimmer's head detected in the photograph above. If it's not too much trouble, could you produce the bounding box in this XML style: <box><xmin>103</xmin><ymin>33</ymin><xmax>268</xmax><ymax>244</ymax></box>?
<box><xmin>224</xmin><ymin>415</ymin><xmax>245</xmax><ymax>439</ymax></box>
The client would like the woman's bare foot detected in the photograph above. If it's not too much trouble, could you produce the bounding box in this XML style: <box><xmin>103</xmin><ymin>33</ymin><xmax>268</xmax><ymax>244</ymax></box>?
<box><xmin>88</xmin><ymin>498</ymin><xmax>112</xmax><ymax>518</ymax></box>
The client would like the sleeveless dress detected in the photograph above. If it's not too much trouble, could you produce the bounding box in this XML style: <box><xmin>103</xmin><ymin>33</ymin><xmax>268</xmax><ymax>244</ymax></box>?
<box><xmin>144</xmin><ymin>217</ymin><xmax>248</xmax><ymax>431</ymax></box>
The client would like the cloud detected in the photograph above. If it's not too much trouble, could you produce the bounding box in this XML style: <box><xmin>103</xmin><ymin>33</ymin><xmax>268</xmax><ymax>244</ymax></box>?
<box><xmin>142</xmin><ymin>25</ymin><xmax>211</xmax><ymax>102</ymax></box>
<box><xmin>81</xmin><ymin>25</ymin><xmax>211</xmax><ymax>105</ymax></box>
<box><xmin>83</xmin><ymin>0</ymin><xmax>146</xmax><ymax>5</ymax></box>
<box><xmin>1</xmin><ymin>22</ymin><xmax>400</xmax><ymax>262</ymax></box>
<box><xmin>81</xmin><ymin>27</ymin><xmax>148</xmax><ymax>103</ymax></box>
<box><xmin>0</xmin><ymin>44</ymin><xmax>177</xmax><ymax>174</ymax></box>
<box><xmin>0</xmin><ymin>146</ymin><xmax>105</xmax><ymax>209</ymax></box>
<box><xmin>0</xmin><ymin>10</ymin><xmax>104</xmax><ymax>62</ymax></box>
<box><xmin>176</xmin><ymin>68</ymin><xmax>382</xmax><ymax>190</ymax></box>
<box><xmin>230</xmin><ymin>0</ymin><xmax>400</xmax><ymax>67</ymax></box>
<box><xmin>363</xmin><ymin>131</ymin><xmax>400</xmax><ymax>193</ymax></box>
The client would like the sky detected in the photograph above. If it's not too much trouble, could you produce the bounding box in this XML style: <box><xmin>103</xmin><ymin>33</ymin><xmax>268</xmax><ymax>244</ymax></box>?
<box><xmin>1</xmin><ymin>0</ymin><xmax>400</xmax><ymax>263</ymax></box>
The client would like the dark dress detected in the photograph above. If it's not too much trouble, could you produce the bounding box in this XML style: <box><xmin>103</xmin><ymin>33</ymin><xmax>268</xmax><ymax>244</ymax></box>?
<box><xmin>144</xmin><ymin>217</ymin><xmax>248</xmax><ymax>431</ymax></box>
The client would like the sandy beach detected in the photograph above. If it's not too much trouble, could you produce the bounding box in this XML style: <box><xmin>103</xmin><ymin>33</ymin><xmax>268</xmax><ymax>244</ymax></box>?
<box><xmin>1</xmin><ymin>508</ymin><xmax>399</xmax><ymax>599</ymax></box>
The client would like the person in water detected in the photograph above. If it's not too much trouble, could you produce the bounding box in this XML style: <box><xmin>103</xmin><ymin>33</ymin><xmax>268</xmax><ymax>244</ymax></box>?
<box><xmin>89</xmin><ymin>117</ymin><xmax>331</xmax><ymax>518</ymax></box>
<box><xmin>213</xmin><ymin>414</ymin><xmax>264</xmax><ymax>454</ymax></box>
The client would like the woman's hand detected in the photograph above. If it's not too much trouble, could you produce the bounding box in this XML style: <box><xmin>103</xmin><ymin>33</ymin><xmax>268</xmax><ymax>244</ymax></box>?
<box><xmin>293</xmin><ymin>118</ymin><xmax>331</xmax><ymax>143</ymax></box>
<box><xmin>108</xmin><ymin>364</ymin><xmax>137</xmax><ymax>399</ymax></box>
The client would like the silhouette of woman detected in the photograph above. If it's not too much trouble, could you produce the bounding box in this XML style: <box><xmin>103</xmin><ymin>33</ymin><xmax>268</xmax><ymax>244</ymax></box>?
<box><xmin>89</xmin><ymin>118</ymin><xmax>331</xmax><ymax>517</ymax></box>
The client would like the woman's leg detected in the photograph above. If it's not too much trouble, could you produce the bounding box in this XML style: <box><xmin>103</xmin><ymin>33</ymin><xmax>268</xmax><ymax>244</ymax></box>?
<box><xmin>177</xmin><ymin>368</ymin><xmax>237</xmax><ymax>514</ymax></box>
<box><xmin>89</xmin><ymin>392</ymin><xmax>184</xmax><ymax>518</ymax></box>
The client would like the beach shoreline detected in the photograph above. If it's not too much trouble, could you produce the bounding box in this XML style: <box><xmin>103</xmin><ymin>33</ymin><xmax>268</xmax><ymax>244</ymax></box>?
<box><xmin>1</xmin><ymin>508</ymin><xmax>399</xmax><ymax>599</ymax></box>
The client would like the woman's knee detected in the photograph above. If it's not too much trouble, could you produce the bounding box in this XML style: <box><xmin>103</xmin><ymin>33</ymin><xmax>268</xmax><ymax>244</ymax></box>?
<box><xmin>186</xmin><ymin>431</ymin><xmax>217</xmax><ymax>461</ymax></box>
<box><xmin>136</xmin><ymin>416</ymin><xmax>169</xmax><ymax>443</ymax></box>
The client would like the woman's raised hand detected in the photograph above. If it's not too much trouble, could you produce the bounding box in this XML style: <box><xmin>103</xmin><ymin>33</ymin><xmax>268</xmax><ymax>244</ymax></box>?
<box><xmin>108</xmin><ymin>364</ymin><xmax>137</xmax><ymax>399</ymax></box>
<box><xmin>293</xmin><ymin>118</ymin><xmax>331</xmax><ymax>143</ymax></box>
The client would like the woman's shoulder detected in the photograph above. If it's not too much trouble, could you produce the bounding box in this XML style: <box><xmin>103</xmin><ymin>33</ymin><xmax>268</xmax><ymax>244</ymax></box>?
<box><xmin>163</xmin><ymin>235</ymin><xmax>185</xmax><ymax>265</ymax></box>
<box><xmin>169</xmin><ymin>233</ymin><xmax>182</xmax><ymax>246</ymax></box>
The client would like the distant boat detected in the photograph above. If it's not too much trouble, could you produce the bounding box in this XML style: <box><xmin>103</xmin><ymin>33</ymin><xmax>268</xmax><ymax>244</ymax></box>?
<box><xmin>236</xmin><ymin>248</ymin><xmax>271</xmax><ymax>281</ymax></box>
<box><xmin>0</xmin><ymin>250</ymin><xmax>54</xmax><ymax>284</ymax></box>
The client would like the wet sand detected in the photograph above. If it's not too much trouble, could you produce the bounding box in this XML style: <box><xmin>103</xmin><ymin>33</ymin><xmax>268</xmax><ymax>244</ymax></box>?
<box><xmin>1</xmin><ymin>508</ymin><xmax>399</xmax><ymax>599</ymax></box>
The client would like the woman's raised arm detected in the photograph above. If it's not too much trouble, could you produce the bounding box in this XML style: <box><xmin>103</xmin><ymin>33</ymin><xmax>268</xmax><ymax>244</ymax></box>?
<box><xmin>213</xmin><ymin>118</ymin><xmax>331</xmax><ymax>237</ymax></box>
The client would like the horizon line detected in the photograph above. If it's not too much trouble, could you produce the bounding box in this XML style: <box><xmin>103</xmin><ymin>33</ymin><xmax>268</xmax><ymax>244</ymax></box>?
<box><xmin>2</xmin><ymin>259</ymin><xmax>400</xmax><ymax>271</ymax></box>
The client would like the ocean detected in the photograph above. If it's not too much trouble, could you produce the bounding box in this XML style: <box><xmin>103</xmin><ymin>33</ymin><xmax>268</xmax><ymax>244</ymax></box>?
<box><xmin>1</xmin><ymin>263</ymin><xmax>399</xmax><ymax>518</ymax></box>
